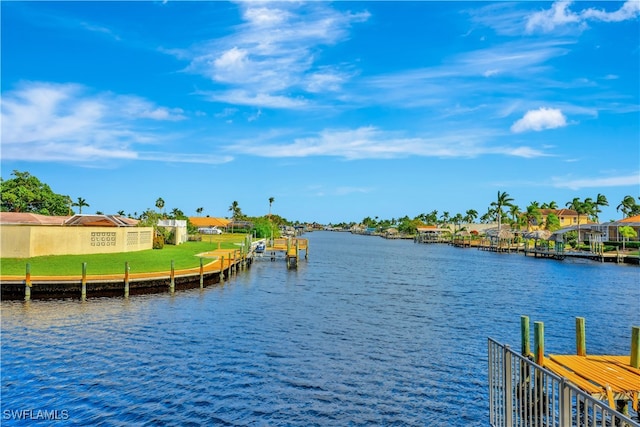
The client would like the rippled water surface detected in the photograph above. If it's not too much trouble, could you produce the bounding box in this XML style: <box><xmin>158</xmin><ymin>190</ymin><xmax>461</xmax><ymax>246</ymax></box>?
<box><xmin>2</xmin><ymin>231</ymin><xmax>639</xmax><ymax>426</ymax></box>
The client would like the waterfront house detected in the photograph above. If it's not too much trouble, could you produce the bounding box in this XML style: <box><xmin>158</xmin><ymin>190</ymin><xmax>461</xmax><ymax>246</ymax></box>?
<box><xmin>0</xmin><ymin>212</ymin><xmax>153</xmax><ymax>258</ymax></box>
<box><xmin>188</xmin><ymin>216</ymin><xmax>231</xmax><ymax>230</ymax></box>
<box><xmin>591</xmin><ymin>215</ymin><xmax>640</xmax><ymax>243</ymax></box>
<box><xmin>533</xmin><ymin>209</ymin><xmax>591</xmax><ymax>230</ymax></box>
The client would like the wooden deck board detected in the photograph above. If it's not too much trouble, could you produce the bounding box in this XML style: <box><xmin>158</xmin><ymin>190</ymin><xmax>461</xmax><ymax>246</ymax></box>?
<box><xmin>545</xmin><ymin>354</ymin><xmax>640</xmax><ymax>402</ymax></box>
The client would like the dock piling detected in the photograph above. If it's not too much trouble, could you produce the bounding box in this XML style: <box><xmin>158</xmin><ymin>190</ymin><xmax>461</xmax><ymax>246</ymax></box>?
<box><xmin>534</xmin><ymin>321</ymin><xmax>544</xmax><ymax>365</ymax></box>
<box><xmin>170</xmin><ymin>260</ymin><xmax>175</xmax><ymax>293</ymax></box>
<box><xmin>521</xmin><ymin>315</ymin><xmax>530</xmax><ymax>356</ymax></box>
<box><xmin>24</xmin><ymin>263</ymin><xmax>32</xmax><ymax>301</ymax></box>
<box><xmin>199</xmin><ymin>258</ymin><xmax>204</xmax><ymax>288</ymax></box>
<box><xmin>576</xmin><ymin>317</ymin><xmax>586</xmax><ymax>356</ymax></box>
<box><xmin>81</xmin><ymin>262</ymin><xmax>87</xmax><ymax>301</ymax></box>
<box><xmin>124</xmin><ymin>262</ymin><xmax>130</xmax><ymax>298</ymax></box>
<box><xmin>631</xmin><ymin>326</ymin><xmax>640</xmax><ymax>369</ymax></box>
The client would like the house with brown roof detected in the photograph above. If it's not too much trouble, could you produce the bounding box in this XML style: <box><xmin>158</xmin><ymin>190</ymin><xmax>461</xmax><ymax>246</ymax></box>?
<box><xmin>0</xmin><ymin>212</ymin><xmax>153</xmax><ymax>258</ymax></box>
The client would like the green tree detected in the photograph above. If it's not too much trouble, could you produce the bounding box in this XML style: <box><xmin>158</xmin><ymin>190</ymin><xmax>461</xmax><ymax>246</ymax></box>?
<box><xmin>155</xmin><ymin>197</ymin><xmax>165</xmax><ymax>216</ymax></box>
<box><xmin>544</xmin><ymin>213</ymin><xmax>561</xmax><ymax>232</ymax></box>
<box><xmin>170</xmin><ymin>208</ymin><xmax>184</xmax><ymax>219</ymax></box>
<box><xmin>617</xmin><ymin>195</ymin><xmax>639</xmax><ymax>218</ymax></box>
<box><xmin>566</xmin><ymin>197</ymin><xmax>592</xmax><ymax>247</ymax></box>
<box><xmin>268</xmin><ymin>197</ymin><xmax>275</xmax><ymax>218</ymax></box>
<box><xmin>508</xmin><ymin>204</ymin><xmax>521</xmax><ymax>226</ymax></box>
<box><xmin>72</xmin><ymin>197</ymin><xmax>90</xmax><ymax>214</ymax></box>
<box><xmin>619</xmin><ymin>226</ymin><xmax>637</xmax><ymax>251</ymax></box>
<box><xmin>440</xmin><ymin>211</ymin><xmax>450</xmax><ymax>226</ymax></box>
<box><xmin>490</xmin><ymin>191</ymin><xmax>514</xmax><ymax>231</ymax></box>
<box><xmin>229</xmin><ymin>201</ymin><xmax>244</xmax><ymax>220</ymax></box>
<box><xmin>592</xmin><ymin>193</ymin><xmax>608</xmax><ymax>223</ymax></box>
<box><xmin>196</xmin><ymin>207</ymin><xmax>204</xmax><ymax>216</ymax></box>
<box><xmin>464</xmin><ymin>209</ymin><xmax>478</xmax><ymax>224</ymax></box>
<box><xmin>523</xmin><ymin>203</ymin><xmax>543</xmax><ymax>231</ymax></box>
<box><xmin>0</xmin><ymin>170</ymin><xmax>72</xmax><ymax>215</ymax></box>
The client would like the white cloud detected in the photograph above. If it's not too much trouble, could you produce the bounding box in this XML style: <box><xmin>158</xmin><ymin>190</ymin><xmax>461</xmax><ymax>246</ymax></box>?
<box><xmin>227</xmin><ymin>126</ymin><xmax>550</xmax><ymax>160</ymax></box>
<box><xmin>184</xmin><ymin>3</ymin><xmax>370</xmax><ymax>108</ymax></box>
<box><xmin>526</xmin><ymin>1</ymin><xmax>640</xmax><ymax>34</ymax></box>
<box><xmin>552</xmin><ymin>173</ymin><xmax>640</xmax><ymax>190</ymax></box>
<box><xmin>0</xmin><ymin>81</ymin><xmax>186</xmax><ymax>163</ymax></box>
<box><xmin>203</xmin><ymin>90</ymin><xmax>308</xmax><ymax>109</ymax></box>
<box><xmin>511</xmin><ymin>107</ymin><xmax>567</xmax><ymax>133</ymax></box>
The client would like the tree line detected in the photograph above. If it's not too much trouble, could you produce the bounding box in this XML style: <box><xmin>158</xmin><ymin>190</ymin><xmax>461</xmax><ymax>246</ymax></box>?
<box><xmin>333</xmin><ymin>191</ymin><xmax>640</xmax><ymax>234</ymax></box>
<box><xmin>1</xmin><ymin>171</ymin><xmax>639</xmax><ymax>234</ymax></box>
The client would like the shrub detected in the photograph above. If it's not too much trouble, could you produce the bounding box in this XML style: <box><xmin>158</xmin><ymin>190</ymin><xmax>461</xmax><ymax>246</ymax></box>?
<box><xmin>153</xmin><ymin>235</ymin><xmax>165</xmax><ymax>249</ymax></box>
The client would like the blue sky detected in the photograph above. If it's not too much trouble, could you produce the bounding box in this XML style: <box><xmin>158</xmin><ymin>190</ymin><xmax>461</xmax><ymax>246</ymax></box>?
<box><xmin>1</xmin><ymin>1</ymin><xmax>639</xmax><ymax>224</ymax></box>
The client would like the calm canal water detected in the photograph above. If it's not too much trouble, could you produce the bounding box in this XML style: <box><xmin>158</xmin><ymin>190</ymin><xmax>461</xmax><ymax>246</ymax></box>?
<box><xmin>2</xmin><ymin>231</ymin><xmax>639</xmax><ymax>426</ymax></box>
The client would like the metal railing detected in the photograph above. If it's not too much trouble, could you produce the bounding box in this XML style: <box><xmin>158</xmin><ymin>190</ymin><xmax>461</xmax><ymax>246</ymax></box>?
<box><xmin>489</xmin><ymin>338</ymin><xmax>639</xmax><ymax>427</ymax></box>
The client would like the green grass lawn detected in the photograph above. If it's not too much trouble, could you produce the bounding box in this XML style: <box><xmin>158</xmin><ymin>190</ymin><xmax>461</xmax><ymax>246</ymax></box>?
<box><xmin>0</xmin><ymin>235</ymin><xmax>248</xmax><ymax>276</ymax></box>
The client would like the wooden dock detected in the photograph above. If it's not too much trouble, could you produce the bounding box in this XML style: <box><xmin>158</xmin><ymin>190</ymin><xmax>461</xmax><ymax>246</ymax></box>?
<box><xmin>264</xmin><ymin>237</ymin><xmax>309</xmax><ymax>269</ymax></box>
<box><xmin>523</xmin><ymin>316</ymin><xmax>640</xmax><ymax>416</ymax></box>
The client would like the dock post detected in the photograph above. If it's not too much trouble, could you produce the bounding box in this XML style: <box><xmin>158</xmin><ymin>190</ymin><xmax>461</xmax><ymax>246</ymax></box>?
<box><xmin>199</xmin><ymin>258</ymin><xmax>204</xmax><ymax>288</ymax></box>
<box><xmin>220</xmin><ymin>256</ymin><xmax>225</xmax><ymax>283</ymax></box>
<box><xmin>170</xmin><ymin>260</ymin><xmax>175</xmax><ymax>293</ymax></box>
<box><xmin>124</xmin><ymin>262</ymin><xmax>130</xmax><ymax>298</ymax></box>
<box><xmin>81</xmin><ymin>262</ymin><xmax>87</xmax><ymax>301</ymax></box>
<box><xmin>521</xmin><ymin>315</ymin><xmax>530</xmax><ymax>356</ymax></box>
<box><xmin>24</xmin><ymin>263</ymin><xmax>32</xmax><ymax>301</ymax></box>
<box><xmin>534</xmin><ymin>321</ymin><xmax>544</xmax><ymax>365</ymax></box>
<box><xmin>576</xmin><ymin>317</ymin><xmax>586</xmax><ymax>356</ymax></box>
<box><xmin>631</xmin><ymin>326</ymin><xmax>640</xmax><ymax>369</ymax></box>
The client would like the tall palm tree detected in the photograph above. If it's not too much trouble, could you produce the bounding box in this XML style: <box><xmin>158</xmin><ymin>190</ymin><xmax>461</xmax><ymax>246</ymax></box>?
<box><xmin>523</xmin><ymin>203</ymin><xmax>543</xmax><ymax>231</ymax></box>
<box><xmin>509</xmin><ymin>204</ymin><xmax>521</xmax><ymax>225</ymax></box>
<box><xmin>268</xmin><ymin>197</ymin><xmax>275</xmax><ymax>218</ymax></box>
<box><xmin>592</xmin><ymin>193</ymin><xmax>608</xmax><ymax>223</ymax></box>
<box><xmin>440</xmin><ymin>211</ymin><xmax>450</xmax><ymax>226</ymax></box>
<box><xmin>229</xmin><ymin>201</ymin><xmax>240</xmax><ymax>220</ymax></box>
<box><xmin>196</xmin><ymin>207</ymin><xmax>204</xmax><ymax>216</ymax></box>
<box><xmin>72</xmin><ymin>197</ymin><xmax>89</xmax><ymax>214</ymax></box>
<box><xmin>566</xmin><ymin>197</ymin><xmax>591</xmax><ymax>247</ymax></box>
<box><xmin>616</xmin><ymin>195</ymin><xmax>637</xmax><ymax>218</ymax></box>
<box><xmin>490</xmin><ymin>191</ymin><xmax>514</xmax><ymax>231</ymax></box>
<box><xmin>464</xmin><ymin>209</ymin><xmax>478</xmax><ymax>224</ymax></box>
<box><xmin>155</xmin><ymin>197</ymin><xmax>165</xmax><ymax>216</ymax></box>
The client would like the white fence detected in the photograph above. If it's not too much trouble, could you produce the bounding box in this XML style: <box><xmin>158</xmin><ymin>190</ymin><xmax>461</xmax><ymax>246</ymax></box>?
<box><xmin>488</xmin><ymin>338</ymin><xmax>639</xmax><ymax>427</ymax></box>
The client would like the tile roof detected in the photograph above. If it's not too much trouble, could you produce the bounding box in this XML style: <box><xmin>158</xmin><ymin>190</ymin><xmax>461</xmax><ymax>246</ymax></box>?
<box><xmin>189</xmin><ymin>217</ymin><xmax>231</xmax><ymax>227</ymax></box>
<box><xmin>0</xmin><ymin>212</ymin><xmax>69</xmax><ymax>225</ymax></box>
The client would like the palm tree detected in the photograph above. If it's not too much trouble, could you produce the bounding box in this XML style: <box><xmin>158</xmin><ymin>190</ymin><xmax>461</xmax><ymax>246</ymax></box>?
<box><xmin>464</xmin><ymin>209</ymin><xmax>478</xmax><ymax>224</ymax></box>
<box><xmin>490</xmin><ymin>191</ymin><xmax>514</xmax><ymax>231</ymax></box>
<box><xmin>592</xmin><ymin>193</ymin><xmax>608</xmax><ymax>223</ymax></box>
<box><xmin>523</xmin><ymin>203</ymin><xmax>543</xmax><ymax>231</ymax></box>
<box><xmin>268</xmin><ymin>197</ymin><xmax>275</xmax><ymax>218</ymax></box>
<box><xmin>196</xmin><ymin>207</ymin><xmax>204</xmax><ymax>216</ymax></box>
<box><xmin>566</xmin><ymin>197</ymin><xmax>591</xmax><ymax>248</ymax></box>
<box><xmin>72</xmin><ymin>197</ymin><xmax>89</xmax><ymax>214</ymax></box>
<box><xmin>617</xmin><ymin>195</ymin><xmax>637</xmax><ymax>218</ymax></box>
<box><xmin>155</xmin><ymin>197</ymin><xmax>165</xmax><ymax>216</ymax></box>
<box><xmin>229</xmin><ymin>201</ymin><xmax>240</xmax><ymax>220</ymax></box>
<box><xmin>509</xmin><ymin>204</ymin><xmax>521</xmax><ymax>226</ymax></box>
<box><xmin>440</xmin><ymin>211</ymin><xmax>450</xmax><ymax>226</ymax></box>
